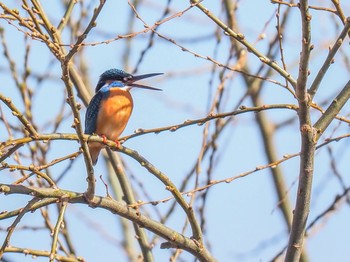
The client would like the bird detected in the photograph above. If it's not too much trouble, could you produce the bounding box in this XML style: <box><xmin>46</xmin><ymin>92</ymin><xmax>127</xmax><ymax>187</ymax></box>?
<box><xmin>84</xmin><ymin>68</ymin><xmax>162</xmax><ymax>165</ymax></box>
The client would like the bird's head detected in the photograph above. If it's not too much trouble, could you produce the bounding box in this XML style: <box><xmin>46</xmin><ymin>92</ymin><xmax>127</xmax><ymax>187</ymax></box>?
<box><xmin>95</xmin><ymin>69</ymin><xmax>163</xmax><ymax>93</ymax></box>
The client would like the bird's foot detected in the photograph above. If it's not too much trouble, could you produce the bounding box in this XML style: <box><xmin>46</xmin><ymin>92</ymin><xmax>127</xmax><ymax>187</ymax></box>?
<box><xmin>114</xmin><ymin>140</ymin><xmax>121</xmax><ymax>148</ymax></box>
<box><xmin>101</xmin><ymin>134</ymin><xmax>108</xmax><ymax>144</ymax></box>
<box><xmin>99</xmin><ymin>134</ymin><xmax>120</xmax><ymax>149</ymax></box>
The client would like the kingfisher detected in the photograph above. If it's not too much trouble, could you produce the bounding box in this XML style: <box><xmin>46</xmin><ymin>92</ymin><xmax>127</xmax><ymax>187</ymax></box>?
<box><xmin>84</xmin><ymin>68</ymin><xmax>162</xmax><ymax>165</ymax></box>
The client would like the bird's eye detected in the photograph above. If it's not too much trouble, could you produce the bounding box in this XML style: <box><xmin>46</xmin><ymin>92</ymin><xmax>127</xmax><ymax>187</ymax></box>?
<box><xmin>123</xmin><ymin>76</ymin><xmax>132</xmax><ymax>82</ymax></box>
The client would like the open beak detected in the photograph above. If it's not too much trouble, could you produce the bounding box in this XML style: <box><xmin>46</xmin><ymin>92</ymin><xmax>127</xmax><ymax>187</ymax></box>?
<box><xmin>127</xmin><ymin>73</ymin><xmax>163</xmax><ymax>91</ymax></box>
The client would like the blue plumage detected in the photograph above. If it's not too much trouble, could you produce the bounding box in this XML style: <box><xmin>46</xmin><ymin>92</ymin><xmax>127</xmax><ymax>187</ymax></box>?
<box><xmin>95</xmin><ymin>69</ymin><xmax>132</xmax><ymax>92</ymax></box>
<box><xmin>85</xmin><ymin>91</ymin><xmax>103</xmax><ymax>135</ymax></box>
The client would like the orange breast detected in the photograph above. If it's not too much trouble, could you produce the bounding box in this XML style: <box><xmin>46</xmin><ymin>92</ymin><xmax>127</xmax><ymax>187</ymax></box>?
<box><xmin>95</xmin><ymin>88</ymin><xmax>133</xmax><ymax>141</ymax></box>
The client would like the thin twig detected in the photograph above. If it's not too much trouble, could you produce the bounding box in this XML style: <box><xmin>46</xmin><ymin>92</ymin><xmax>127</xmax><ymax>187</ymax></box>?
<box><xmin>65</xmin><ymin>0</ymin><xmax>106</xmax><ymax>62</ymax></box>
<box><xmin>0</xmin><ymin>198</ymin><xmax>41</xmax><ymax>258</ymax></box>
<box><xmin>0</xmin><ymin>94</ymin><xmax>38</xmax><ymax>137</ymax></box>
<box><xmin>4</xmin><ymin>246</ymin><xmax>84</xmax><ymax>262</ymax></box>
<box><xmin>50</xmin><ymin>201</ymin><xmax>68</xmax><ymax>262</ymax></box>
<box><xmin>309</xmin><ymin>18</ymin><xmax>350</xmax><ymax>98</ymax></box>
<box><xmin>190</xmin><ymin>0</ymin><xmax>297</xmax><ymax>88</ymax></box>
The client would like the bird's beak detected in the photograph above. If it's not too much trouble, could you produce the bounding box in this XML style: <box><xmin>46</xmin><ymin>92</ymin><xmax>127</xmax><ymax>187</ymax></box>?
<box><xmin>127</xmin><ymin>73</ymin><xmax>163</xmax><ymax>91</ymax></box>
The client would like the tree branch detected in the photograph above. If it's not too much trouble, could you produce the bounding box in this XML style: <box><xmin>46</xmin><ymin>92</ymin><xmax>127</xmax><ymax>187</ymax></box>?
<box><xmin>0</xmin><ymin>184</ymin><xmax>216</xmax><ymax>262</ymax></box>
<box><xmin>285</xmin><ymin>1</ymin><xmax>315</xmax><ymax>261</ymax></box>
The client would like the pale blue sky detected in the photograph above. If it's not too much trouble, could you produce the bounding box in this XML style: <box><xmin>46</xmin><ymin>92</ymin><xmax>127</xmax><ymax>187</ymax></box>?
<box><xmin>1</xmin><ymin>1</ymin><xmax>350</xmax><ymax>261</ymax></box>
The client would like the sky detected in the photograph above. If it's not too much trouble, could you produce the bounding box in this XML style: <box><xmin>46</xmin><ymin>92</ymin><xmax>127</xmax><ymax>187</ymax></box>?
<box><xmin>1</xmin><ymin>1</ymin><xmax>350</xmax><ymax>261</ymax></box>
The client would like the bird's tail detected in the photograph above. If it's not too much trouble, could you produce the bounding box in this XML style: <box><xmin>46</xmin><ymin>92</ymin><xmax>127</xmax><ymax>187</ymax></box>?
<box><xmin>88</xmin><ymin>143</ymin><xmax>102</xmax><ymax>165</ymax></box>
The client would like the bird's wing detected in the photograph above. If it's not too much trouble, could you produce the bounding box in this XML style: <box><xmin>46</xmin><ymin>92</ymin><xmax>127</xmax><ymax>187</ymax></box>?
<box><xmin>85</xmin><ymin>83</ymin><xmax>121</xmax><ymax>134</ymax></box>
<box><xmin>85</xmin><ymin>92</ymin><xmax>103</xmax><ymax>135</ymax></box>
